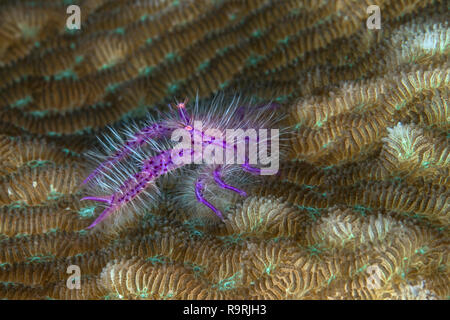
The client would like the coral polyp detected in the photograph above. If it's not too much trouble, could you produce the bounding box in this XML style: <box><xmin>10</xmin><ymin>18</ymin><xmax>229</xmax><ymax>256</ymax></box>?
<box><xmin>82</xmin><ymin>95</ymin><xmax>281</xmax><ymax>229</ymax></box>
<box><xmin>0</xmin><ymin>0</ymin><xmax>448</xmax><ymax>301</ymax></box>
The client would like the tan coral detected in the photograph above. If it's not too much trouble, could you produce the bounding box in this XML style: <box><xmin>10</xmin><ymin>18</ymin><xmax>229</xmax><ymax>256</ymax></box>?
<box><xmin>0</xmin><ymin>0</ymin><xmax>448</xmax><ymax>300</ymax></box>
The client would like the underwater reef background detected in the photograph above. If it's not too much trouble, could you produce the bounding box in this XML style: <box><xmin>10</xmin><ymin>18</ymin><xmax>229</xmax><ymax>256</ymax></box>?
<box><xmin>0</xmin><ymin>0</ymin><xmax>448</xmax><ymax>299</ymax></box>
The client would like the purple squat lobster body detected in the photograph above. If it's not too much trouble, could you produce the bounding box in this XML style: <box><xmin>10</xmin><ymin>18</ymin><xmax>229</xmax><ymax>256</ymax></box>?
<box><xmin>82</xmin><ymin>96</ymin><xmax>280</xmax><ymax>229</ymax></box>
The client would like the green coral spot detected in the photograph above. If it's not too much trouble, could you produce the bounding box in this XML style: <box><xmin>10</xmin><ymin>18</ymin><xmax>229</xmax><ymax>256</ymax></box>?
<box><xmin>182</xmin><ymin>219</ymin><xmax>205</xmax><ymax>238</ymax></box>
<box><xmin>213</xmin><ymin>272</ymin><xmax>242</xmax><ymax>291</ymax></box>
<box><xmin>165</xmin><ymin>52</ymin><xmax>177</xmax><ymax>61</ymax></box>
<box><xmin>219</xmin><ymin>81</ymin><xmax>229</xmax><ymax>90</ymax></box>
<box><xmin>106</xmin><ymin>83</ymin><xmax>121</xmax><ymax>93</ymax></box>
<box><xmin>192</xmin><ymin>265</ymin><xmax>203</xmax><ymax>274</ymax></box>
<box><xmin>251</xmin><ymin>29</ymin><xmax>263</xmax><ymax>38</ymax></box>
<box><xmin>62</xmin><ymin>148</ymin><xmax>79</xmax><ymax>157</ymax></box>
<box><xmin>246</xmin><ymin>55</ymin><xmax>263</xmax><ymax>66</ymax></box>
<box><xmin>294</xmin><ymin>123</ymin><xmax>303</xmax><ymax>130</ymax></box>
<box><xmin>99</xmin><ymin>62</ymin><xmax>115</xmax><ymax>71</ymax></box>
<box><xmin>47</xmin><ymin>132</ymin><xmax>62</xmax><ymax>137</ymax></box>
<box><xmin>306</xmin><ymin>244</ymin><xmax>322</xmax><ymax>256</ymax></box>
<box><xmin>27</xmin><ymin>160</ymin><xmax>51</xmax><ymax>168</ymax></box>
<box><xmin>354</xmin><ymin>103</ymin><xmax>365</xmax><ymax>111</ymax></box>
<box><xmin>8</xmin><ymin>201</ymin><xmax>26</xmax><ymax>209</ymax></box>
<box><xmin>356</xmin><ymin>264</ymin><xmax>368</xmax><ymax>274</ymax></box>
<box><xmin>138</xmin><ymin>288</ymin><xmax>149</xmax><ymax>298</ymax></box>
<box><xmin>160</xmin><ymin>291</ymin><xmax>174</xmax><ymax>300</ymax></box>
<box><xmin>145</xmin><ymin>255</ymin><xmax>166</xmax><ymax>265</ymax></box>
<box><xmin>197</xmin><ymin>60</ymin><xmax>210</xmax><ymax>71</ymax></box>
<box><xmin>14</xmin><ymin>233</ymin><xmax>29</xmax><ymax>239</ymax></box>
<box><xmin>421</xmin><ymin>161</ymin><xmax>430</xmax><ymax>168</ymax></box>
<box><xmin>47</xmin><ymin>192</ymin><xmax>63</xmax><ymax>201</ymax></box>
<box><xmin>47</xmin><ymin>184</ymin><xmax>63</xmax><ymax>201</ymax></box>
<box><xmin>185</xmin><ymin>262</ymin><xmax>204</xmax><ymax>276</ymax></box>
<box><xmin>26</xmin><ymin>254</ymin><xmax>55</xmax><ymax>262</ymax></box>
<box><xmin>415</xmin><ymin>246</ymin><xmax>428</xmax><ymax>255</ymax></box>
<box><xmin>167</xmin><ymin>82</ymin><xmax>180</xmax><ymax>95</ymax></box>
<box><xmin>264</xmin><ymin>262</ymin><xmax>275</xmax><ymax>275</ymax></box>
<box><xmin>54</xmin><ymin>69</ymin><xmax>77</xmax><ymax>80</ymax></box>
<box><xmin>75</xmin><ymin>55</ymin><xmax>84</xmax><ymax>64</ymax></box>
<box><xmin>327</xmin><ymin>274</ymin><xmax>336</xmax><ymax>285</ymax></box>
<box><xmin>29</xmin><ymin>111</ymin><xmax>48</xmax><ymax>118</ymax></box>
<box><xmin>65</xmin><ymin>27</ymin><xmax>79</xmax><ymax>34</ymax></box>
<box><xmin>14</xmin><ymin>75</ymin><xmax>28</xmax><ymax>83</ymax></box>
<box><xmin>278</xmin><ymin>36</ymin><xmax>290</xmax><ymax>44</ymax></box>
<box><xmin>219</xmin><ymin>234</ymin><xmax>244</xmax><ymax>246</ymax></box>
<box><xmin>298</xmin><ymin>206</ymin><xmax>321</xmax><ymax>221</ymax></box>
<box><xmin>274</xmin><ymin>95</ymin><xmax>288</xmax><ymax>103</ymax></box>
<box><xmin>217</xmin><ymin>47</ymin><xmax>229</xmax><ymax>55</ymax></box>
<box><xmin>353</xmin><ymin>205</ymin><xmax>372</xmax><ymax>216</ymax></box>
<box><xmin>315</xmin><ymin>119</ymin><xmax>324</xmax><ymax>127</ymax></box>
<box><xmin>395</xmin><ymin>101</ymin><xmax>407</xmax><ymax>110</ymax></box>
<box><xmin>139</xmin><ymin>66</ymin><xmax>155</xmax><ymax>76</ymax></box>
<box><xmin>79</xmin><ymin>206</ymin><xmax>96</xmax><ymax>218</ymax></box>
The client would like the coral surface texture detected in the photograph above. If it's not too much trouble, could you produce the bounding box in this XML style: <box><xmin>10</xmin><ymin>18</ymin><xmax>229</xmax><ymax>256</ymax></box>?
<box><xmin>0</xmin><ymin>0</ymin><xmax>448</xmax><ymax>300</ymax></box>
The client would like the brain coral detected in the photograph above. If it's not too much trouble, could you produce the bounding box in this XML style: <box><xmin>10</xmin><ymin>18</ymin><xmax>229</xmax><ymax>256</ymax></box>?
<box><xmin>0</xmin><ymin>0</ymin><xmax>448</xmax><ymax>300</ymax></box>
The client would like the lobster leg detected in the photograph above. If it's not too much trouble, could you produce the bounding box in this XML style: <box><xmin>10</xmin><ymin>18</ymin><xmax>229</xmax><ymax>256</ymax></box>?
<box><xmin>241</xmin><ymin>163</ymin><xmax>261</xmax><ymax>175</ymax></box>
<box><xmin>83</xmin><ymin>122</ymin><xmax>171</xmax><ymax>184</ymax></box>
<box><xmin>195</xmin><ymin>178</ymin><xmax>224</xmax><ymax>220</ymax></box>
